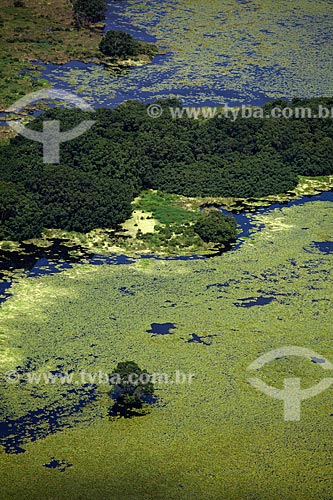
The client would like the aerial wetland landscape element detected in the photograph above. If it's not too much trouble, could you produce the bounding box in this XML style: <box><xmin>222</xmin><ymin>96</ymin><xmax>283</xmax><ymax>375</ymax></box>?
<box><xmin>0</xmin><ymin>0</ymin><xmax>333</xmax><ymax>499</ymax></box>
<box><xmin>36</xmin><ymin>0</ymin><xmax>333</xmax><ymax>107</ymax></box>
<box><xmin>1</xmin><ymin>200</ymin><xmax>333</xmax><ymax>499</ymax></box>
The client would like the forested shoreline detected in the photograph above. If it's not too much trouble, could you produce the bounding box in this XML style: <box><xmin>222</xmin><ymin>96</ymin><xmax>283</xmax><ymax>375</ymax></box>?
<box><xmin>1</xmin><ymin>97</ymin><xmax>333</xmax><ymax>241</ymax></box>
<box><xmin>0</xmin><ymin>0</ymin><xmax>158</xmax><ymax>113</ymax></box>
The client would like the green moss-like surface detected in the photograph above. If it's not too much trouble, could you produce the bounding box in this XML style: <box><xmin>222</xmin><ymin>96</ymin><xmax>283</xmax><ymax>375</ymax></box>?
<box><xmin>125</xmin><ymin>0</ymin><xmax>333</xmax><ymax>100</ymax></box>
<box><xmin>0</xmin><ymin>199</ymin><xmax>332</xmax><ymax>499</ymax></box>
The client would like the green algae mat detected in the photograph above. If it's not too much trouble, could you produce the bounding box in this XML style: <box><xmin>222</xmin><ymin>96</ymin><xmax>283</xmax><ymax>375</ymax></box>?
<box><xmin>0</xmin><ymin>199</ymin><xmax>332</xmax><ymax>499</ymax></box>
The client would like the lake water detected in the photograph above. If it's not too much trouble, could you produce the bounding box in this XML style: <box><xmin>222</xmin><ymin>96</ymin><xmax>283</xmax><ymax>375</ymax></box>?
<box><xmin>33</xmin><ymin>0</ymin><xmax>333</xmax><ymax>108</ymax></box>
<box><xmin>3</xmin><ymin>0</ymin><xmax>333</xmax><ymax>303</ymax></box>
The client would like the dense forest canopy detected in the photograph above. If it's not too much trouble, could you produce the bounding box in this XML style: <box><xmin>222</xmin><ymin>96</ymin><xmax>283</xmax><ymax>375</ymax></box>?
<box><xmin>99</xmin><ymin>30</ymin><xmax>158</xmax><ymax>58</ymax></box>
<box><xmin>1</xmin><ymin>97</ymin><xmax>333</xmax><ymax>240</ymax></box>
<box><xmin>72</xmin><ymin>0</ymin><xmax>107</xmax><ymax>26</ymax></box>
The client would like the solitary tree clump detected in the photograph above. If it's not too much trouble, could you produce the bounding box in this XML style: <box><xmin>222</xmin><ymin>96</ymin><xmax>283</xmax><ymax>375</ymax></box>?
<box><xmin>109</xmin><ymin>361</ymin><xmax>155</xmax><ymax>417</ymax></box>
<box><xmin>193</xmin><ymin>209</ymin><xmax>238</xmax><ymax>246</ymax></box>
<box><xmin>73</xmin><ymin>0</ymin><xmax>107</xmax><ymax>27</ymax></box>
<box><xmin>99</xmin><ymin>30</ymin><xmax>141</xmax><ymax>58</ymax></box>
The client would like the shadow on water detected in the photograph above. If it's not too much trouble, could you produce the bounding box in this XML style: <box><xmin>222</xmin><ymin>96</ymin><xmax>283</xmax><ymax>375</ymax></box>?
<box><xmin>109</xmin><ymin>392</ymin><xmax>158</xmax><ymax>419</ymax></box>
<box><xmin>187</xmin><ymin>333</ymin><xmax>216</xmax><ymax>345</ymax></box>
<box><xmin>233</xmin><ymin>296</ymin><xmax>275</xmax><ymax>307</ymax></box>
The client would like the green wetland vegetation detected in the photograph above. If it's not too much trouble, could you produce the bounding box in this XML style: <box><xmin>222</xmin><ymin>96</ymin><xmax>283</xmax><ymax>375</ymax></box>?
<box><xmin>0</xmin><ymin>0</ymin><xmax>101</xmax><ymax>111</ymax></box>
<box><xmin>0</xmin><ymin>0</ymin><xmax>157</xmax><ymax>116</ymax></box>
<box><xmin>121</xmin><ymin>0</ymin><xmax>333</xmax><ymax>101</ymax></box>
<box><xmin>0</xmin><ymin>0</ymin><xmax>333</xmax><ymax>499</ymax></box>
<box><xmin>41</xmin><ymin>0</ymin><xmax>333</xmax><ymax>107</ymax></box>
<box><xmin>0</xmin><ymin>200</ymin><xmax>332</xmax><ymax>499</ymax></box>
<box><xmin>1</xmin><ymin>97</ymin><xmax>333</xmax><ymax>247</ymax></box>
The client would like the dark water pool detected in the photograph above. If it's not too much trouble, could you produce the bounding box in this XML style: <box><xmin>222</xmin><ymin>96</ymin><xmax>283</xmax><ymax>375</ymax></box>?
<box><xmin>311</xmin><ymin>241</ymin><xmax>333</xmax><ymax>255</ymax></box>
<box><xmin>43</xmin><ymin>458</ymin><xmax>73</xmax><ymax>472</ymax></box>
<box><xmin>233</xmin><ymin>296</ymin><xmax>275</xmax><ymax>307</ymax></box>
<box><xmin>0</xmin><ymin>386</ymin><xmax>98</xmax><ymax>454</ymax></box>
<box><xmin>218</xmin><ymin>190</ymin><xmax>333</xmax><ymax>250</ymax></box>
<box><xmin>146</xmin><ymin>322</ymin><xmax>176</xmax><ymax>335</ymax></box>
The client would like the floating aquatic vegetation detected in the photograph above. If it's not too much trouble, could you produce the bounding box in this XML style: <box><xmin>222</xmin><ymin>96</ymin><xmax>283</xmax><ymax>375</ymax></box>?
<box><xmin>0</xmin><ymin>201</ymin><xmax>332</xmax><ymax>500</ymax></box>
<box><xmin>39</xmin><ymin>0</ymin><xmax>333</xmax><ymax>106</ymax></box>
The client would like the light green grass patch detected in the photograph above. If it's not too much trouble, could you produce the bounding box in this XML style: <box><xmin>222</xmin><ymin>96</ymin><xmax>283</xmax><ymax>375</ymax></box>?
<box><xmin>121</xmin><ymin>209</ymin><xmax>158</xmax><ymax>237</ymax></box>
<box><xmin>133</xmin><ymin>190</ymin><xmax>198</xmax><ymax>225</ymax></box>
